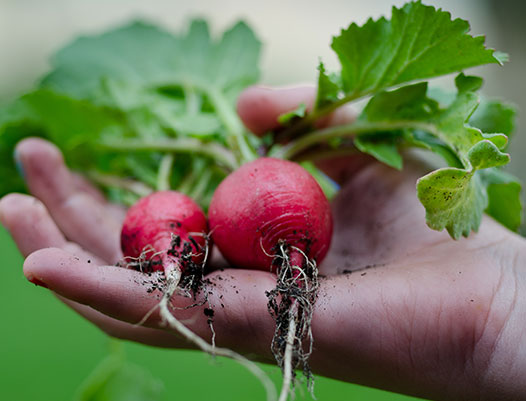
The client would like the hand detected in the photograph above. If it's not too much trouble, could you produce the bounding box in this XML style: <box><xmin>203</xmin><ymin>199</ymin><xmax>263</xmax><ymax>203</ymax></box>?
<box><xmin>1</xmin><ymin>86</ymin><xmax>525</xmax><ymax>401</ymax></box>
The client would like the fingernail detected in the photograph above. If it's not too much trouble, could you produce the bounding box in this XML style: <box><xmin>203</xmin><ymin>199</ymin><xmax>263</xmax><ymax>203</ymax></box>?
<box><xmin>27</xmin><ymin>275</ymin><xmax>48</xmax><ymax>289</ymax></box>
<box><xmin>13</xmin><ymin>149</ymin><xmax>25</xmax><ymax>179</ymax></box>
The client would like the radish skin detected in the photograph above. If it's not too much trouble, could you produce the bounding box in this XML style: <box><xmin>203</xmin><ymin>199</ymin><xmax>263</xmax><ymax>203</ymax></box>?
<box><xmin>209</xmin><ymin>158</ymin><xmax>332</xmax><ymax>270</ymax></box>
<box><xmin>121</xmin><ymin>190</ymin><xmax>207</xmax><ymax>272</ymax></box>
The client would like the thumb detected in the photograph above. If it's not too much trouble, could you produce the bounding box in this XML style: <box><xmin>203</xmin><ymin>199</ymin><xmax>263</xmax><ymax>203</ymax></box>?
<box><xmin>237</xmin><ymin>86</ymin><xmax>316</xmax><ymax>136</ymax></box>
<box><xmin>237</xmin><ymin>85</ymin><xmax>370</xmax><ymax>184</ymax></box>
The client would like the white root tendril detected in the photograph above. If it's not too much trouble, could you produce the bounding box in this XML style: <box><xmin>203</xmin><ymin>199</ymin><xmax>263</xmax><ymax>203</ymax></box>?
<box><xmin>267</xmin><ymin>241</ymin><xmax>320</xmax><ymax>401</ymax></box>
<box><xmin>132</xmin><ymin>237</ymin><xmax>277</xmax><ymax>401</ymax></box>
<box><xmin>278</xmin><ymin>301</ymin><xmax>298</xmax><ymax>401</ymax></box>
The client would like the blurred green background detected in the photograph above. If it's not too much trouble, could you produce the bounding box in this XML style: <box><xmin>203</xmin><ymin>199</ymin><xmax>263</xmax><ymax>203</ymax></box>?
<box><xmin>1</xmin><ymin>0</ymin><xmax>525</xmax><ymax>400</ymax></box>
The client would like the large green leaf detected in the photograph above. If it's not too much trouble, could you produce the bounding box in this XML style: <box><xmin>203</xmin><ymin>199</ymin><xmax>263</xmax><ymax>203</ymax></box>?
<box><xmin>330</xmin><ymin>1</ymin><xmax>504</xmax><ymax>98</ymax></box>
<box><xmin>41</xmin><ymin>20</ymin><xmax>261</xmax><ymax>100</ymax></box>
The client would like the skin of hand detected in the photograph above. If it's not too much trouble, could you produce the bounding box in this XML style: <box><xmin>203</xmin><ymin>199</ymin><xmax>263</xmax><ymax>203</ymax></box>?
<box><xmin>1</xmin><ymin>86</ymin><xmax>526</xmax><ymax>401</ymax></box>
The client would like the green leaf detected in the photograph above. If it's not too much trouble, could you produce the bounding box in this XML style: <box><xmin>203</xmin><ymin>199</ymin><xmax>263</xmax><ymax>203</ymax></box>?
<box><xmin>455</xmin><ymin>72</ymin><xmax>483</xmax><ymax>93</ymax></box>
<box><xmin>467</xmin><ymin>140</ymin><xmax>510</xmax><ymax>170</ymax></box>
<box><xmin>42</xmin><ymin>20</ymin><xmax>261</xmax><ymax>101</ymax></box>
<box><xmin>417</xmin><ymin>168</ymin><xmax>487</xmax><ymax>238</ymax></box>
<box><xmin>354</xmin><ymin>132</ymin><xmax>403</xmax><ymax>170</ymax></box>
<box><xmin>469</xmin><ymin>97</ymin><xmax>516</xmax><ymax>137</ymax></box>
<box><xmin>406</xmin><ymin>130</ymin><xmax>463</xmax><ymax>168</ymax></box>
<box><xmin>430</xmin><ymin>84</ymin><xmax>510</xmax><ymax>167</ymax></box>
<box><xmin>416</xmin><ymin>89</ymin><xmax>511</xmax><ymax>237</ymax></box>
<box><xmin>1</xmin><ymin>19</ymin><xmax>261</xmax><ymax>207</ymax></box>
<box><xmin>161</xmin><ymin>113</ymin><xmax>222</xmax><ymax>137</ymax></box>
<box><xmin>314</xmin><ymin>61</ymin><xmax>340</xmax><ymax>110</ymax></box>
<box><xmin>1</xmin><ymin>90</ymin><xmax>124</xmax><ymax>147</ymax></box>
<box><xmin>359</xmin><ymin>82</ymin><xmax>437</xmax><ymax>122</ymax></box>
<box><xmin>355</xmin><ymin>74</ymin><xmax>514</xmax><ymax>238</ymax></box>
<box><xmin>0</xmin><ymin>90</ymin><xmax>127</xmax><ymax>196</ymax></box>
<box><xmin>42</xmin><ymin>22</ymin><xmax>180</xmax><ymax>98</ymax></box>
<box><xmin>278</xmin><ymin>103</ymin><xmax>307</xmax><ymax>125</ymax></box>
<box><xmin>75</xmin><ymin>355</ymin><xmax>163</xmax><ymax>401</ymax></box>
<box><xmin>479</xmin><ymin>168</ymin><xmax>523</xmax><ymax>231</ymax></box>
<box><xmin>210</xmin><ymin>21</ymin><xmax>262</xmax><ymax>90</ymax></box>
<box><xmin>330</xmin><ymin>1</ymin><xmax>503</xmax><ymax>98</ymax></box>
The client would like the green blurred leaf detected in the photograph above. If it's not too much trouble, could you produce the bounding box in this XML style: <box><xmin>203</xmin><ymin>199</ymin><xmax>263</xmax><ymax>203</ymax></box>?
<box><xmin>469</xmin><ymin>98</ymin><xmax>516</xmax><ymax>138</ymax></box>
<box><xmin>354</xmin><ymin>132</ymin><xmax>403</xmax><ymax>170</ymax></box>
<box><xmin>76</xmin><ymin>354</ymin><xmax>163</xmax><ymax>401</ymax></box>
<box><xmin>479</xmin><ymin>168</ymin><xmax>523</xmax><ymax>231</ymax></box>
<box><xmin>0</xmin><ymin>90</ymin><xmax>126</xmax><ymax>196</ymax></box>
<box><xmin>42</xmin><ymin>20</ymin><xmax>261</xmax><ymax>101</ymax></box>
<box><xmin>455</xmin><ymin>72</ymin><xmax>483</xmax><ymax>93</ymax></box>
<box><xmin>278</xmin><ymin>103</ymin><xmax>307</xmax><ymax>125</ymax></box>
<box><xmin>314</xmin><ymin>61</ymin><xmax>340</xmax><ymax>110</ymax></box>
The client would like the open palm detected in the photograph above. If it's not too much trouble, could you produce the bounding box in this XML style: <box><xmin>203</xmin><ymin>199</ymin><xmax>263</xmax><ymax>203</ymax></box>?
<box><xmin>1</xmin><ymin>86</ymin><xmax>525</xmax><ymax>401</ymax></box>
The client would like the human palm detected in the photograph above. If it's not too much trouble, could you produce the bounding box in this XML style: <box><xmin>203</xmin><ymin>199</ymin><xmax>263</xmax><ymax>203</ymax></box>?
<box><xmin>1</xmin><ymin>86</ymin><xmax>525</xmax><ymax>401</ymax></box>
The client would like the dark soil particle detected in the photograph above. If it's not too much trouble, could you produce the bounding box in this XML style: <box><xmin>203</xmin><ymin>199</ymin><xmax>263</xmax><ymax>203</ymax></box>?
<box><xmin>204</xmin><ymin>308</ymin><xmax>214</xmax><ymax>317</ymax></box>
<box><xmin>124</xmin><ymin>234</ymin><xmax>211</xmax><ymax>299</ymax></box>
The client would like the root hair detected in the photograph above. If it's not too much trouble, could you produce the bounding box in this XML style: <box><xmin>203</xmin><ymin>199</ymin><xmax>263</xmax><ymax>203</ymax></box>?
<box><xmin>266</xmin><ymin>240</ymin><xmax>319</xmax><ymax>401</ymax></box>
<box><xmin>128</xmin><ymin>233</ymin><xmax>277</xmax><ymax>401</ymax></box>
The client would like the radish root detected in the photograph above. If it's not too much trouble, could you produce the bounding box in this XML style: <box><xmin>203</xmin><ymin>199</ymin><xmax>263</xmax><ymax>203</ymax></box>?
<box><xmin>267</xmin><ymin>241</ymin><xmax>319</xmax><ymax>401</ymax></box>
<box><xmin>129</xmin><ymin>235</ymin><xmax>277</xmax><ymax>401</ymax></box>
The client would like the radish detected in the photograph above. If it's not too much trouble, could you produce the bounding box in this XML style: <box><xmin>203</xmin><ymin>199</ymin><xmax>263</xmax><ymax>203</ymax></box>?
<box><xmin>209</xmin><ymin>158</ymin><xmax>333</xmax><ymax>401</ymax></box>
<box><xmin>120</xmin><ymin>190</ymin><xmax>277</xmax><ymax>401</ymax></box>
<box><xmin>121</xmin><ymin>190</ymin><xmax>208</xmax><ymax>277</ymax></box>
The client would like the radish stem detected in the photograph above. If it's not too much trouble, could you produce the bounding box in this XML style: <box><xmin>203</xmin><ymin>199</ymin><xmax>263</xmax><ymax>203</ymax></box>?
<box><xmin>100</xmin><ymin>137</ymin><xmax>238</xmax><ymax>171</ymax></box>
<box><xmin>206</xmin><ymin>86</ymin><xmax>257</xmax><ymax>164</ymax></box>
<box><xmin>157</xmin><ymin>154</ymin><xmax>175</xmax><ymax>191</ymax></box>
<box><xmin>88</xmin><ymin>171</ymin><xmax>153</xmax><ymax>197</ymax></box>
<box><xmin>272</xmin><ymin>120</ymin><xmax>438</xmax><ymax>160</ymax></box>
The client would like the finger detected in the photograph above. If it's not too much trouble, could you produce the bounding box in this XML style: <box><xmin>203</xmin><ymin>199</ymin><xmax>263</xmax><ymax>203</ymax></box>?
<box><xmin>24</xmin><ymin>247</ymin><xmax>277</xmax><ymax>357</ymax></box>
<box><xmin>0</xmin><ymin>193</ymin><xmax>105</xmax><ymax>266</ymax></box>
<box><xmin>15</xmin><ymin>138</ymin><xmax>122</xmax><ymax>263</ymax></box>
<box><xmin>60</xmin><ymin>298</ymin><xmax>181</xmax><ymax>348</ymax></box>
<box><xmin>71</xmin><ymin>172</ymin><xmax>127</xmax><ymax>223</ymax></box>
<box><xmin>237</xmin><ymin>85</ymin><xmax>357</xmax><ymax>136</ymax></box>
<box><xmin>237</xmin><ymin>85</ymin><xmax>366</xmax><ymax>184</ymax></box>
<box><xmin>0</xmin><ymin>194</ymin><xmax>175</xmax><ymax>347</ymax></box>
<box><xmin>0</xmin><ymin>193</ymin><xmax>67</xmax><ymax>256</ymax></box>
<box><xmin>237</xmin><ymin>86</ymin><xmax>316</xmax><ymax>135</ymax></box>
<box><xmin>70</xmin><ymin>172</ymin><xmax>107</xmax><ymax>203</ymax></box>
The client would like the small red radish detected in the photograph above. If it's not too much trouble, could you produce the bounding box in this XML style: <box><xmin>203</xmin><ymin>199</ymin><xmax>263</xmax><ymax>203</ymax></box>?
<box><xmin>209</xmin><ymin>157</ymin><xmax>332</xmax><ymax>271</ymax></box>
<box><xmin>121</xmin><ymin>190</ymin><xmax>208</xmax><ymax>273</ymax></box>
<box><xmin>119</xmin><ymin>189</ymin><xmax>277</xmax><ymax>401</ymax></box>
<box><xmin>208</xmin><ymin>157</ymin><xmax>333</xmax><ymax>401</ymax></box>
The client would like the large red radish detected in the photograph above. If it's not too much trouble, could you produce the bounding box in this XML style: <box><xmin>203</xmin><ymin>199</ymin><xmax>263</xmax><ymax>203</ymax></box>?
<box><xmin>209</xmin><ymin>157</ymin><xmax>333</xmax><ymax>401</ymax></box>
